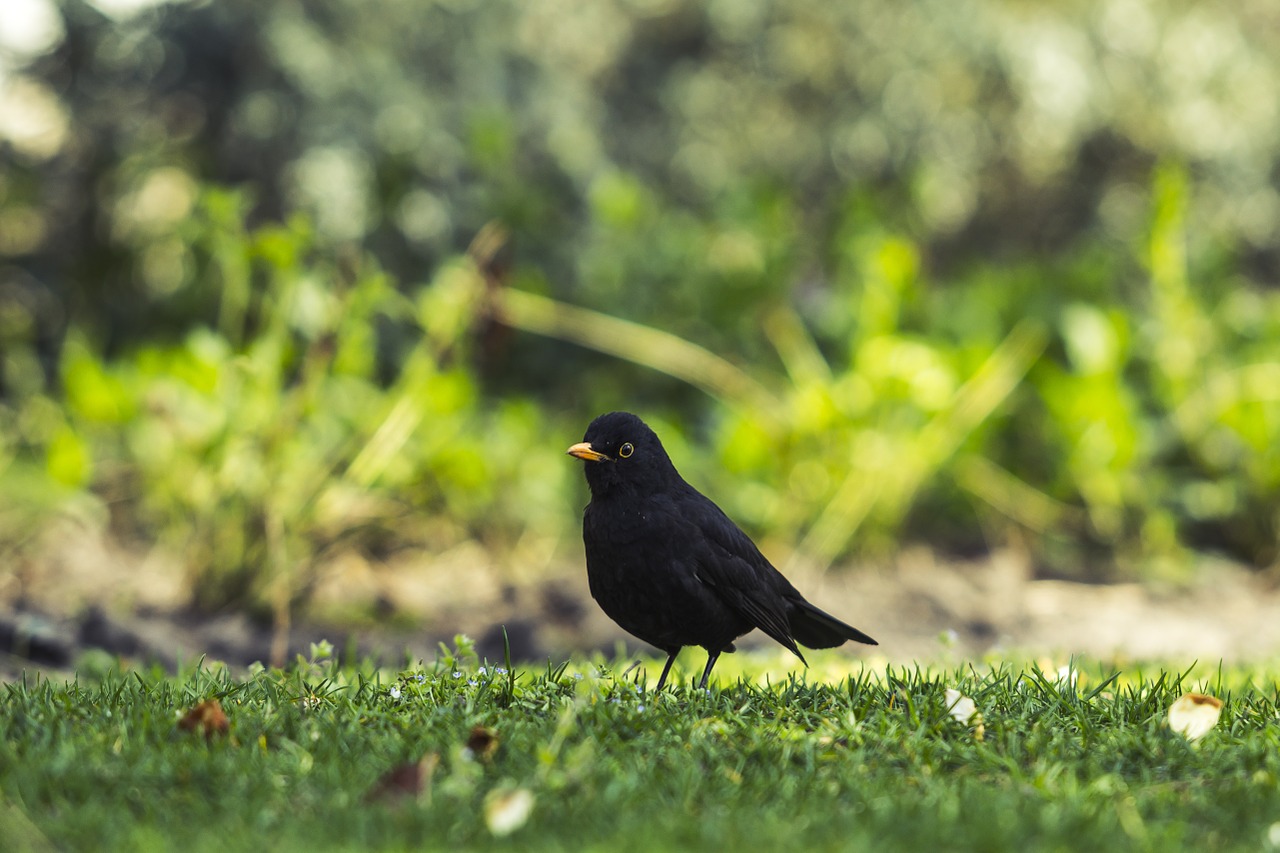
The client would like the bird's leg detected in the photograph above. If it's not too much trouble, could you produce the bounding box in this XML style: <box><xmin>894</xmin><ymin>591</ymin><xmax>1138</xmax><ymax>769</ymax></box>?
<box><xmin>654</xmin><ymin>651</ymin><xmax>679</xmax><ymax>692</ymax></box>
<box><xmin>696</xmin><ymin>651</ymin><xmax>722</xmax><ymax>690</ymax></box>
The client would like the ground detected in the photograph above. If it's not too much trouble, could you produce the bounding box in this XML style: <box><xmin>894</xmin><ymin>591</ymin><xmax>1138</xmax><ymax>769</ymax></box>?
<box><xmin>4</xmin><ymin>516</ymin><xmax>1280</xmax><ymax>678</ymax></box>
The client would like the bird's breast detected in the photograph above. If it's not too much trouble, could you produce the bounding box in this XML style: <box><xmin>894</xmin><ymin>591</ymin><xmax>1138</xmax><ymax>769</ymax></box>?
<box><xmin>579</xmin><ymin>494</ymin><xmax>748</xmax><ymax>651</ymax></box>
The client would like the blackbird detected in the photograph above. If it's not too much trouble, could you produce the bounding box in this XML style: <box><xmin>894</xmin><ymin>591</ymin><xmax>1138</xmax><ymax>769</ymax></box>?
<box><xmin>567</xmin><ymin>411</ymin><xmax>876</xmax><ymax>691</ymax></box>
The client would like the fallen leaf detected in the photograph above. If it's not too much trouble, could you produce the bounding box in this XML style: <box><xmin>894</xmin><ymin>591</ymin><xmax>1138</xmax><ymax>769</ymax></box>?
<box><xmin>1167</xmin><ymin>693</ymin><xmax>1223</xmax><ymax>741</ymax></box>
<box><xmin>177</xmin><ymin>699</ymin><xmax>229</xmax><ymax>740</ymax></box>
<box><xmin>366</xmin><ymin>753</ymin><xmax>440</xmax><ymax>804</ymax></box>
<box><xmin>464</xmin><ymin>725</ymin><xmax>500</xmax><ymax>762</ymax></box>
<box><xmin>484</xmin><ymin>787</ymin><xmax>534</xmax><ymax>836</ymax></box>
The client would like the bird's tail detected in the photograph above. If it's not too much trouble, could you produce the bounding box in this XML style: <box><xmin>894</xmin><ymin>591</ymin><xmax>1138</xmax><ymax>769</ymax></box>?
<box><xmin>789</xmin><ymin>599</ymin><xmax>877</xmax><ymax>649</ymax></box>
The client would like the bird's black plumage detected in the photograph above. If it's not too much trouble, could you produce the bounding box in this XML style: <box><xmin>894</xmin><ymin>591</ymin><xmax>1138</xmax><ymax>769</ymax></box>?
<box><xmin>567</xmin><ymin>411</ymin><xmax>876</xmax><ymax>691</ymax></box>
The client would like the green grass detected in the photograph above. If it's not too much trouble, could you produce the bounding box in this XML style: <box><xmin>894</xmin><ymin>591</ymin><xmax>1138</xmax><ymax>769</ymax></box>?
<box><xmin>2</xmin><ymin>644</ymin><xmax>1279</xmax><ymax>852</ymax></box>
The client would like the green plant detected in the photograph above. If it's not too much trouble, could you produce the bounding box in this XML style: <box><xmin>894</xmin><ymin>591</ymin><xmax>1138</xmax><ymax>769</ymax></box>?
<box><xmin>2</xmin><ymin>652</ymin><xmax>1277</xmax><ymax>851</ymax></box>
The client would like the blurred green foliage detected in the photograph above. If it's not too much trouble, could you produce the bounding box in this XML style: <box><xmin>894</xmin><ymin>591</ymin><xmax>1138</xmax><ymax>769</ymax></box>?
<box><xmin>2</xmin><ymin>0</ymin><xmax>1280</xmax><ymax>612</ymax></box>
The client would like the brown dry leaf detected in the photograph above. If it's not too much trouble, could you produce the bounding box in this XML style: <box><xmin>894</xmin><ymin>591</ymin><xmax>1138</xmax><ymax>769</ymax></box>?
<box><xmin>1167</xmin><ymin>693</ymin><xmax>1223</xmax><ymax>742</ymax></box>
<box><xmin>464</xmin><ymin>725</ymin><xmax>500</xmax><ymax>762</ymax></box>
<box><xmin>366</xmin><ymin>753</ymin><xmax>440</xmax><ymax>805</ymax></box>
<box><xmin>177</xmin><ymin>699</ymin><xmax>229</xmax><ymax>740</ymax></box>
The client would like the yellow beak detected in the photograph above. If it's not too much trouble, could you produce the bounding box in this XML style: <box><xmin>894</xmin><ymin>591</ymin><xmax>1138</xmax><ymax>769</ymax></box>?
<box><xmin>566</xmin><ymin>442</ymin><xmax>612</xmax><ymax>462</ymax></box>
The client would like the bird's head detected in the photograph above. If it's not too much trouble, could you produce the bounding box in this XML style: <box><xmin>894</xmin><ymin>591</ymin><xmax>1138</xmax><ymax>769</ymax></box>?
<box><xmin>566</xmin><ymin>411</ymin><xmax>679</xmax><ymax>497</ymax></box>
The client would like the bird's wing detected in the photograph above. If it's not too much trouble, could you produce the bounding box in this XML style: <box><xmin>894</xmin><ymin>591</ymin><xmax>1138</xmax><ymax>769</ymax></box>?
<box><xmin>681</xmin><ymin>493</ymin><xmax>807</xmax><ymax>662</ymax></box>
<box><xmin>698</xmin><ymin>557</ymin><xmax>806</xmax><ymax>663</ymax></box>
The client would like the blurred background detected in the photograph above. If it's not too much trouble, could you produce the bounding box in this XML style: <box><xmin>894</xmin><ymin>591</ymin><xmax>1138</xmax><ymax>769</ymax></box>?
<box><xmin>2</xmin><ymin>0</ymin><xmax>1279</xmax><ymax>669</ymax></box>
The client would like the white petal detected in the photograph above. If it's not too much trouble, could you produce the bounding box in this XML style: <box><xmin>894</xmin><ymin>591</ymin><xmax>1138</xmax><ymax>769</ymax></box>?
<box><xmin>485</xmin><ymin>788</ymin><xmax>535</xmax><ymax>836</ymax></box>
<box><xmin>945</xmin><ymin>688</ymin><xmax>978</xmax><ymax>726</ymax></box>
<box><xmin>1167</xmin><ymin>693</ymin><xmax>1223</xmax><ymax>741</ymax></box>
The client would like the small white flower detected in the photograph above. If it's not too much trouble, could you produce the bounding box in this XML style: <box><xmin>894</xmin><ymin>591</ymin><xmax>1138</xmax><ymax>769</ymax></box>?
<box><xmin>452</xmin><ymin>671</ymin><xmax>462</xmax><ymax>679</ymax></box>
<box><xmin>494</xmin><ymin>667</ymin><xmax>508</xmax><ymax>675</ymax></box>
<box><xmin>389</xmin><ymin>685</ymin><xmax>401</xmax><ymax>699</ymax></box>
<box><xmin>478</xmin><ymin>666</ymin><xmax>487</xmax><ymax>675</ymax></box>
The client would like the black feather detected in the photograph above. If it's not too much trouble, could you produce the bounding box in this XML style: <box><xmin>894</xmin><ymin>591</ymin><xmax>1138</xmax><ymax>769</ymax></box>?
<box><xmin>569</xmin><ymin>411</ymin><xmax>876</xmax><ymax>691</ymax></box>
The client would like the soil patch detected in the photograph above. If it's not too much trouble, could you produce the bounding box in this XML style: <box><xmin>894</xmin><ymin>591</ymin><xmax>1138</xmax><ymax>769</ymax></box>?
<box><xmin>5</xmin><ymin>525</ymin><xmax>1279</xmax><ymax>680</ymax></box>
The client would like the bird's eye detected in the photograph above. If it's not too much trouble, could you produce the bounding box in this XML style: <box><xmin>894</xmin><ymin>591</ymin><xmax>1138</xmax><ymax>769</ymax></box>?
<box><xmin>618</xmin><ymin>442</ymin><xmax>634</xmax><ymax>458</ymax></box>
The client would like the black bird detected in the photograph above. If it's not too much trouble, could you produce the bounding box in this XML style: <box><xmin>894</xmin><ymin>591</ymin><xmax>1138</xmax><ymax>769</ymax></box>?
<box><xmin>567</xmin><ymin>411</ymin><xmax>876</xmax><ymax>691</ymax></box>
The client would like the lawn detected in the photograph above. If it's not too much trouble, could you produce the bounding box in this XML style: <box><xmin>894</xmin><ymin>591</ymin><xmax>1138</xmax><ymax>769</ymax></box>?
<box><xmin>2</xmin><ymin>641</ymin><xmax>1278</xmax><ymax>852</ymax></box>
